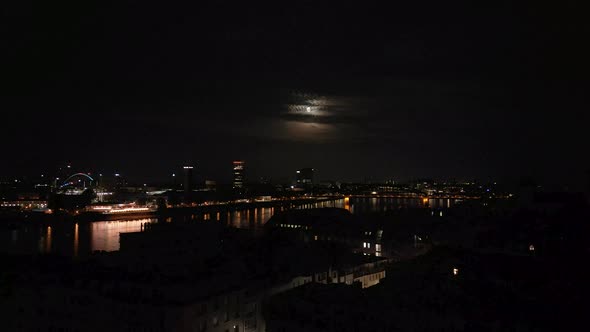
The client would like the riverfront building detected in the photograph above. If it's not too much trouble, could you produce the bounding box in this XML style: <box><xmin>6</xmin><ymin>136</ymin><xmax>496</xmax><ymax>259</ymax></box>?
<box><xmin>233</xmin><ymin>161</ymin><xmax>245</xmax><ymax>190</ymax></box>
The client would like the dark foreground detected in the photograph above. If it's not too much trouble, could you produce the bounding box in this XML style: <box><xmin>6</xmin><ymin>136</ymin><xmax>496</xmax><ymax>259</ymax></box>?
<box><xmin>1</xmin><ymin>191</ymin><xmax>589</xmax><ymax>331</ymax></box>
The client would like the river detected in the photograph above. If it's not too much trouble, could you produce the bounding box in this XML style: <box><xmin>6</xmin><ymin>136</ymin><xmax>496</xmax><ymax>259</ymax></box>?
<box><xmin>0</xmin><ymin>197</ymin><xmax>457</xmax><ymax>256</ymax></box>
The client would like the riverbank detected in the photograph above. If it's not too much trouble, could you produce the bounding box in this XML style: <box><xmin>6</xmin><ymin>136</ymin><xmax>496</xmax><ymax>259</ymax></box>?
<box><xmin>0</xmin><ymin>196</ymin><xmax>344</xmax><ymax>227</ymax></box>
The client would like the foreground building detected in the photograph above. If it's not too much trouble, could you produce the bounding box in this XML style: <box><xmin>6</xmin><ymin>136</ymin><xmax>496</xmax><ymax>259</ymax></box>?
<box><xmin>2</xmin><ymin>220</ymin><xmax>388</xmax><ymax>332</ymax></box>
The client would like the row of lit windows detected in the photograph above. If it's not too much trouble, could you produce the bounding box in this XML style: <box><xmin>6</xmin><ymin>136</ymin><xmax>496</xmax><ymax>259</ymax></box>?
<box><xmin>1</xmin><ymin>203</ymin><xmax>47</xmax><ymax>208</ymax></box>
<box><xmin>369</xmin><ymin>271</ymin><xmax>385</xmax><ymax>281</ymax></box>
<box><xmin>277</xmin><ymin>224</ymin><xmax>311</xmax><ymax>230</ymax></box>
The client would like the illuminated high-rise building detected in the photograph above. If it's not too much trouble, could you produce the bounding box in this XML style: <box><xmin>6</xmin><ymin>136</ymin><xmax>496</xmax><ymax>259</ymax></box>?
<box><xmin>296</xmin><ymin>168</ymin><xmax>314</xmax><ymax>186</ymax></box>
<box><xmin>183</xmin><ymin>166</ymin><xmax>194</xmax><ymax>194</ymax></box>
<box><xmin>114</xmin><ymin>173</ymin><xmax>126</xmax><ymax>190</ymax></box>
<box><xmin>232</xmin><ymin>161</ymin><xmax>245</xmax><ymax>189</ymax></box>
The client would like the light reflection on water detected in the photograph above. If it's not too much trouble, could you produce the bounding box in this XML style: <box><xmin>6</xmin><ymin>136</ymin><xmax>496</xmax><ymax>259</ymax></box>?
<box><xmin>74</xmin><ymin>223</ymin><xmax>79</xmax><ymax>257</ymax></box>
<box><xmin>0</xmin><ymin>197</ymin><xmax>455</xmax><ymax>255</ymax></box>
<box><xmin>90</xmin><ymin>219</ymin><xmax>153</xmax><ymax>252</ymax></box>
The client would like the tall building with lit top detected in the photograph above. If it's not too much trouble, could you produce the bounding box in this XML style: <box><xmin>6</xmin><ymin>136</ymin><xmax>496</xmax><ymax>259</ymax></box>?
<box><xmin>183</xmin><ymin>166</ymin><xmax>194</xmax><ymax>194</ymax></box>
<box><xmin>233</xmin><ymin>161</ymin><xmax>245</xmax><ymax>189</ymax></box>
<box><xmin>296</xmin><ymin>168</ymin><xmax>314</xmax><ymax>187</ymax></box>
<box><xmin>114</xmin><ymin>173</ymin><xmax>126</xmax><ymax>190</ymax></box>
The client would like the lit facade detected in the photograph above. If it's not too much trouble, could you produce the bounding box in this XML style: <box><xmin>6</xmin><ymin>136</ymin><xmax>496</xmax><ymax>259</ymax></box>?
<box><xmin>233</xmin><ymin>161</ymin><xmax>245</xmax><ymax>189</ymax></box>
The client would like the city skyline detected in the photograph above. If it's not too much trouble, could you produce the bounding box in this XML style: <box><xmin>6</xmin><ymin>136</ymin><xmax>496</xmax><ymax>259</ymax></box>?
<box><xmin>0</xmin><ymin>160</ymin><xmax>543</xmax><ymax>188</ymax></box>
<box><xmin>2</xmin><ymin>1</ymin><xmax>588</xmax><ymax>189</ymax></box>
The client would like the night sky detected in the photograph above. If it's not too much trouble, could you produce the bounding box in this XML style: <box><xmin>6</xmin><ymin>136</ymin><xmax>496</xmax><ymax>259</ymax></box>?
<box><xmin>2</xmin><ymin>1</ymin><xmax>588</xmax><ymax>186</ymax></box>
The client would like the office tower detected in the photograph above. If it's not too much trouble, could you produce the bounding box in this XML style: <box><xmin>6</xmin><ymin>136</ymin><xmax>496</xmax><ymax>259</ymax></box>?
<box><xmin>233</xmin><ymin>161</ymin><xmax>245</xmax><ymax>189</ymax></box>
<box><xmin>296</xmin><ymin>168</ymin><xmax>314</xmax><ymax>186</ymax></box>
<box><xmin>183</xmin><ymin>166</ymin><xmax>194</xmax><ymax>193</ymax></box>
